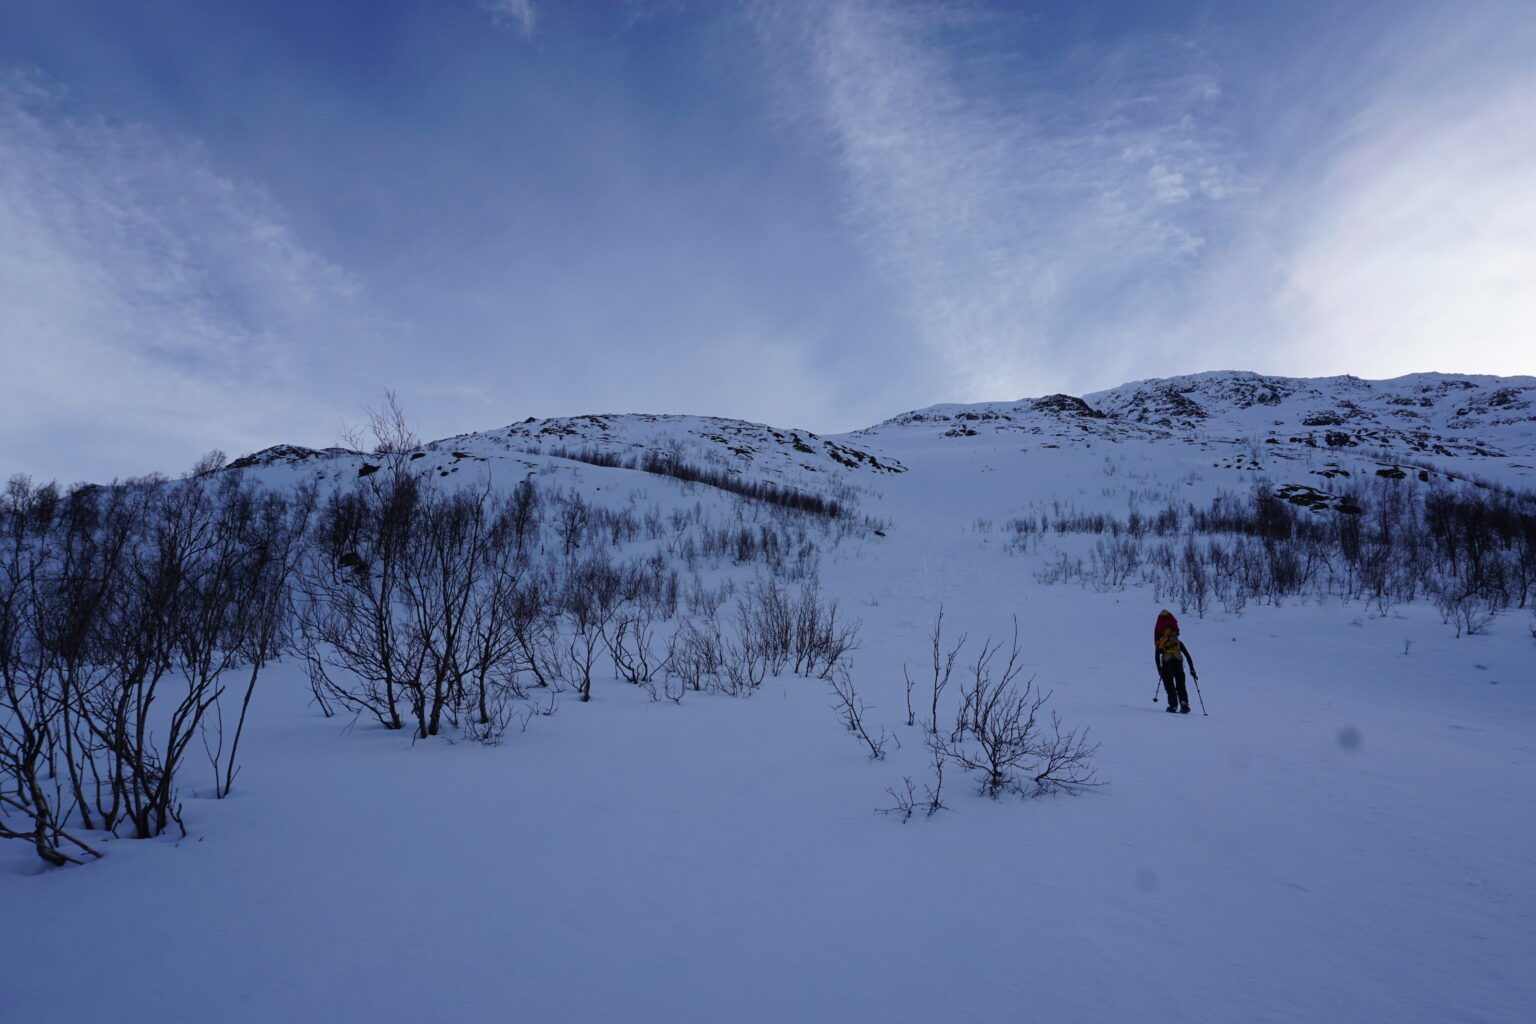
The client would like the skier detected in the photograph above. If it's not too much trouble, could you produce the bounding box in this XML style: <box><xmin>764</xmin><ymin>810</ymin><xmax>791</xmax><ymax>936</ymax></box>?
<box><xmin>1154</xmin><ymin>609</ymin><xmax>1197</xmax><ymax>714</ymax></box>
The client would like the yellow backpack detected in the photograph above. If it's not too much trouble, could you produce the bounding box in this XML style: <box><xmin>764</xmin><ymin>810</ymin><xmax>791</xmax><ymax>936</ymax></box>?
<box><xmin>1156</xmin><ymin>627</ymin><xmax>1182</xmax><ymax>661</ymax></box>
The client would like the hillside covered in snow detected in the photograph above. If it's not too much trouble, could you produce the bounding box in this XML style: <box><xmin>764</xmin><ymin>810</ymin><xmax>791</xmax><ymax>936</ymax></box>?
<box><xmin>4</xmin><ymin>371</ymin><xmax>1535</xmax><ymax>1023</ymax></box>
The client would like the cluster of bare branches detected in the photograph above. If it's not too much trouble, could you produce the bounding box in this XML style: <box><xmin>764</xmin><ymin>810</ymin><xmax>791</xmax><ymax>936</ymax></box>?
<box><xmin>736</xmin><ymin>579</ymin><xmax>860</xmax><ymax>679</ymax></box>
<box><xmin>829</xmin><ymin>668</ymin><xmax>891</xmax><ymax>761</ymax></box>
<box><xmin>905</xmin><ymin>607</ymin><xmax>965</xmax><ymax>731</ymax></box>
<box><xmin>928</xmin><ymin>621</ymin><xmax>1100</xmax><ymax>798</ymax></box>
<box><xmin>1020</xmin><ymin>478</ymin><xmax>1536</xmax><ymax>631</ymax></box>
<box><xmin>295</xmin><ymin>470</ymin><xmax>694</xmax><ymax>734</ymax></box>
<box><xmin>885</xmin><ymin>613</ymin><xmax>1099</xmax><ymax>810</ymax></box>
<box><xmin>879</xmin><ymin>744</ymin><xmax>947</xmax><ymax>823</ymax></box>
<box><xmin>659</xmin><ymin>579</ymin><xmax>859</xmax><ymax>699</ymax></box>
<box><xmin>296</xmin><ymin>474</ymin><xmax>543</xmax><ymax>739</ymax></box>
<box><xmin>290</xmin><ymin>448</ymin><xmax>867</xmax><ymax>736</ymax></box>
<box><xmin>828</xmin><ymin>609</ymin><xmax>1101</xmax><ymax>820</ymax></box>
<box><xmin>0</xmin><ymin>472</ymin><xmax>310</xmax><ymax>865</ymax></box>
<box><xmin>341</xmin><ymin>388</ymin><xmax>421</xmax><ymax>477</ymax></box>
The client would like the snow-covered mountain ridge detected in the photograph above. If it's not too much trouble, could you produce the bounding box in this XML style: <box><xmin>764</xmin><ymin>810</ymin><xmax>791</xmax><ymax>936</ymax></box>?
<box><xmin>462</xmin><ymin>412</ymin><xmax>907</xmax><ymax>476</ymax></box>
<box><xmin>1093</xmin><ymin>370</ymin><xmax>1536</xmax><ymax>453</ymax></box>
<box><xmin>209</xmin><ymin>369</ymin><xmax>1536</xmax><ymax>556</ymax></box>
<box><xmin>230</xmin><ymin>412</ymin><xmax>906</xmax><ymax>487</ymax></box>
<box><xmin>232</xmin><ymin>371</ymin><xmax>1533</xmax><ymax>467</ymax></box>
<box><xmin>860</xmin><ymin>370</ymin><xmax>1536</xmax><ymax>459</ymax></box>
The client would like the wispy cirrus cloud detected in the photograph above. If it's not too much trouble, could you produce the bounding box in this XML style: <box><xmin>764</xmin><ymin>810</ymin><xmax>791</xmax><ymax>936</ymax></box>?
<box><xmin>753</xmin><ymin>0</ymin><xmax>1243</xmax><ymax>399</ymax></box>
<box><xmin>757</xmin><ymin>0</ymin><xmax>1536</xmax><ymax>400</ymax></box>
<box><xmin>479</xmin><ymin>0</ymin><xmax>538</xmax><ymax>37</ymax></box>
<box><xmin>0</xmin><ymin>75</ymin><xmax>372</xmax><ymax>482</ymax></box>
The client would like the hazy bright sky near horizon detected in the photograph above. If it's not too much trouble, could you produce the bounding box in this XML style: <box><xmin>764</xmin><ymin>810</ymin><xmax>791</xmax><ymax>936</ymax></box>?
<box><xmin>2</xmin><ymin>0</ymin><xmax>1534</xmax><ymax>482</ymax></box>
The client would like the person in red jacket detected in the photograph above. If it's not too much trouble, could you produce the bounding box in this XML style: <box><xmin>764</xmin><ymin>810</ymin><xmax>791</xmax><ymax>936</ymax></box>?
<box><xmin>1154</xmin><ymin>609</ymin><xmax>1197</xmax><ymax>714</ymax></box>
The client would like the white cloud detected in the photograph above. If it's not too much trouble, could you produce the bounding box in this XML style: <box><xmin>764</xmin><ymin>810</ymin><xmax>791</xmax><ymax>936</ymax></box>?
<box><xmin>758</xmin><ymin>1</ymin><xmax>1536</xmax><ymax>398</ymax></box>
<box><xmin>755</xmin><ymin>1</ymin><xmax>1242</xmax><ymax>400</ymax></box>
<box><xmin>0</xmin><ymin>75</ymin><xmax>371</xmax><ymax>482</ymax></box>
<box><xmin>479</xmin><ymin>0</ymin><xmax>538</xmax><ymax>37</ymax></box>
<box><xmin>1159</xmin><ymin>2</ymin><xmax>1536</xmax><ymax>385</ymax></box>
<box><xmin>1276</xmin><ymin>66</ymin><xmax>1536</xmax><ymax>379</ymax></box>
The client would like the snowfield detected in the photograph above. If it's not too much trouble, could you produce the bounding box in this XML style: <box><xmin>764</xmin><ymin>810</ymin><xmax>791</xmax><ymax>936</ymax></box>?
<box><xmin>5</xmin><ymin>371</ymin><xmax>1535</xmax><ymax>1023</ymax></box>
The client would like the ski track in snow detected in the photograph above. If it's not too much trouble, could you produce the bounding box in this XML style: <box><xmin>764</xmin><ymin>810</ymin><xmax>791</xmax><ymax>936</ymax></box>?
<box><xmin>5</xmin><ymin>373</ymin><xmax>1536</xmax><ymax>1023</ymax></box>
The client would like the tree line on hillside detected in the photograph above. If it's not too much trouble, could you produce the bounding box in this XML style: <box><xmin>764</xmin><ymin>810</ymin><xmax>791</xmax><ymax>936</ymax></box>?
<box><xmin>541</xmin><ymin>444</ymin><xmax>851</xmax><ymax>520</ymax></box>
<box><xmin>1017</xmin><ymin>477</ymin><xmax>1536</xmax><ymax>634</ymax></box>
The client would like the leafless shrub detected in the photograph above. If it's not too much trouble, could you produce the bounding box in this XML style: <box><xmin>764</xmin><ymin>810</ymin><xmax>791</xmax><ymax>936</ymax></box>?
<box><xmin>561</xmin><ymin>554</ymin><xmax>625</xmax><ymax>702</ymax></box>
<box><xmin>510</xmin><ymin>577</ymin><xmax>564</xmax><ymax>690</ymax></box>
<box><xmin>927</xmin><ymin>620</ymin><xmax>1100</xmax><ymax>798</ymax></box>
<box><xmin>187</xmin><ymin>449</ymin><xmax>228</xmax><ymax>478</ymax></box>
<box><xmin>908</xmin><ymin>607</ymin><xmax>965</xmax><ymax>735</ymax></box>
<box><xmin>516</xmin><ymin>690</ymin><xmax>559</xmax><ymax>731</ymax></box>
<box><xmin>463</xmin><ymin>684</ymin><xmax>520</xmax><ymax>745</ymax></box>
<box><xmin>0</xmin><ymin>795</ymin><xmax>102</xmax><ymax>867</ymax></box>
<box><xmin>925</xmin><ymin>741</ymin><xmax>948</xmax><ymax>814</ymax></box>
<box><xmin>295</xmin><ymin>474</ymin><xmax>420</xmax><ymax>732</ymax></box>
<box><xmin>215</xmin><ymin>482</ymin><xmax>317</xmax><ymax>795</ymax></box>
<box><xmin>903</xmin><ymin>666</ymin><xmax>916</xmax><ymax>727</ymax></box>
<box><xmin>296</xmin><ymin>474</ymin><xmax>556</xmax><ymax>735</ymax></box>
<box><xmin>661</xmin><ymin>673</ymin><xmax>687</xmax><ymax>704</ymax></box>
<box><xmin>1090</xmin><ymin>535</ymin><xmax>1142</xmax><ymax>589</ymax></box>
<box><xmin>660</xmin><ymin>610</ymin><xmax>776</xmax><ymax>698</ymax></box>
<box><xmin>508</xmin><ymin>476</ymin><xmax>541</xmax><ymax>563</ymax></box>
<box><xmin>556</xmin><ymin>493</ymin><xmax>590</xmax><ymax>557</ymax></box>
<box><xmin>666</xmin><ymin>620</ymin><xmax>721</xmax><ymax>692</ymax></box>
<box><xmin>685</xmin><ymin>575</ymin><xmax>733</xmax><ymax>618</ymax></box>
<box><xmin>0</xmin><ymin>472</ymin><xmax>301</xmax><ymax>864</ymax></box>
<box><xmin>294</xmin><ymin>635</ymin><xmax>336</xmax><ymax>718</ymax></box>
<box><xmin>605</xmin><ymin>611</ymin><xmax>669</xmax><ymax>684</ymax></box>
<box><xmin>878</xmin><ymin>777</ymin><xmax>920</xmax><ymax>822</ymax></box>
<box><xmin>879</xmin><ymin>742</ymin><xmax>947</xmax><ymax>822</ymax></box>
<box><xmin>729</xmin><ymin>577</ymin><xmax>863</xmax><ymax>682</ymax></box>
<box><xmin>719</xmin><ymin>610</ymin><xmax>768</xmax><ymax>696</ymax></box>
<box><xmin>1435</xmin><ymin>582</ymin><xmax>1496</xmax><ymax>638</ymax></box>
<box><xmin>740</xmin><ymin>579</ymin><xmax>794</xmax><ymax>674</ymax></box>
<box><xmin>791</xmin><ymin>580</ymin><xmax>860</xmax><ymax>679</ymax></box>
<box><xmin>827</xmin><ymin>668</ymin><xmax>890</xmax><ymax>760</ymax></box>
<box><xmin>1033</xmin><ymin>550</ymin><xmax>1084</xmax><ymax>585</ymax></box>
<box><xmin>340</xmin><ymin>389</ymin><xmax>422</xmax><ymax>476</ymax></box>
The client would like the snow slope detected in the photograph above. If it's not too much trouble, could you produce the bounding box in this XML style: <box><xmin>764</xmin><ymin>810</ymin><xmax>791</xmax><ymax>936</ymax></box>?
<box><xmin>5</xmin><ymin>371</ymin><xmax>1535</xmax><ymax>1023</ymax></box>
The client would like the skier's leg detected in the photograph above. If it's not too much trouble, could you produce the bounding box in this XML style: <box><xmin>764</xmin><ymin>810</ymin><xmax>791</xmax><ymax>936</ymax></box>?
<box><xmin>1160</xmin><ymin>665</ymin><xmax>1179</xmax><ymax>711</ymax></box>
<box><xmin>1173</xmin><ymin>664</ymin><xmax>1190</xmax><ymax>712</ymax></box>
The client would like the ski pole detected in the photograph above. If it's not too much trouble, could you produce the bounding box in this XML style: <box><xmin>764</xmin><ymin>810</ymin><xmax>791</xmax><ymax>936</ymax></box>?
<box><xmin>1152</xmin><ymin>676</ymin><xmax>1161</xmax><ymax>703</ymax></box>
<box><xmin>1190</xmin><ymin>673</ymin><xmax>1207</xmax><ymax>716</ymax></box>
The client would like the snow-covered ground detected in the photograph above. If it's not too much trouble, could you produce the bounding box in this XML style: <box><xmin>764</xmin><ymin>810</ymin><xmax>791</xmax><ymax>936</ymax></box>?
<box><xmin>6</xmin><ymin>373</ymin><xmax>1535</xmax><ymax>1023</ymax></box>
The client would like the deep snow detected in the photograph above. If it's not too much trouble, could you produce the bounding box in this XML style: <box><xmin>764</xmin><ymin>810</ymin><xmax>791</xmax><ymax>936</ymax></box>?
<box><xmin>6</xmin><ymin>378</ymin><xmax>1535</xmax><ymax>1023</ymax></box>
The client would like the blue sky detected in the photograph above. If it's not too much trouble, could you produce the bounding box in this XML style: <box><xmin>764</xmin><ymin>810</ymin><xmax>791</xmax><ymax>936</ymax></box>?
<box><xmin>2</xmin><ymin>0</ymin><xmax>1532</xmax><ymax>481</ymax></box>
